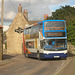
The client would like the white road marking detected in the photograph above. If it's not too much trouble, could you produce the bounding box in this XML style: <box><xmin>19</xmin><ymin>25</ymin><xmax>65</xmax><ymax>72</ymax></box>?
<box><xmin>15</xmin><ymin>66</ymin><xmax>28</xmax><ymax>72</ymax></box>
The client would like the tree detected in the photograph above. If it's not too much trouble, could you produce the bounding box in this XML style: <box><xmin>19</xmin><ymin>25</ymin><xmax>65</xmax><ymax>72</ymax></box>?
<box><xmin>47</xmin><ymin>5</ymin><xmax>75</xmax><ymax>45</ymax></box>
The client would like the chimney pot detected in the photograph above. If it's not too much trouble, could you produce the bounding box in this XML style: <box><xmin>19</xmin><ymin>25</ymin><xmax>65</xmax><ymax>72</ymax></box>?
<box><xmin>26</xmin><ymin>9</ymin><xmax>27</xmax><ymax>12</ymax></box>
<box><xmin>23</xmin><ymin>9</ymin><xmax>28</xmax><ymax>21</ymax></box>
<box><xmin>19</xmin><ymin>4</ymin><xmax>21</xmax><ymax>7</ymax></box>
<box><xmin>24</xmin><ymin>9</ymin><xmax>25</xmax><ymax>13</ymax></box>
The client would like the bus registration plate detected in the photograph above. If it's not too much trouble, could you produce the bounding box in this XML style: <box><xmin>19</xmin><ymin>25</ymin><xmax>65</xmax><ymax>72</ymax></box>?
<box><xmin>54</xmin><ymin>56</ymin><xmax>60</xmax><ymax>58</ymax></box>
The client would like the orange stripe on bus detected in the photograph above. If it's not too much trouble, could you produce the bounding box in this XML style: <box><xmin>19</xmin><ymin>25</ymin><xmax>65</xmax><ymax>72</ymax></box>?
<box><xmin>40</xmin><ymin>31</ymin><xmax>43</xmax><ymax>37</ymax></box>
<box><xmin>25</xmin><ymin>46</ymin><xmax>32</xmax><ymax>54</ymax></box>
<box><xmin>0</xmin><ymin>25</ymin><xmax>3</xmax><ymax>28</ymax></box>
<box><xmin>33</xmin><ymin>23</ymin><xmax>38</xmax><ymax>25</ymax></box>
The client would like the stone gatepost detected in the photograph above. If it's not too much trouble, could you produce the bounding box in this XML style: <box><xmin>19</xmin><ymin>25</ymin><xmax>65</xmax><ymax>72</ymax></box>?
<box><xmin>0</xmin><ymin>26</ymin><xmax>3</xmax><ymax>60</ymax></box>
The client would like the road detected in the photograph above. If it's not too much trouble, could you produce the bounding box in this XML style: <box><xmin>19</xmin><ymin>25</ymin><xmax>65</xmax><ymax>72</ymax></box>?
<box><xmin>57</xmin><ymin>56</ymin><xmax>75</xmax><ymax>75</ymax></box>
<box><xmin>0</xmin><ymin>54</ymin><xmax>67</xmax><ymax>75</ymax></box>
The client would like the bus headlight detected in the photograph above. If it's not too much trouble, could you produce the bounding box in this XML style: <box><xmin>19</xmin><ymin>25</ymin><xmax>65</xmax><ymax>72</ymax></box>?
<box><xmin>64</xmin><ymin>50</ymin><xmax>67</xmax><ymax>54</ymax></box>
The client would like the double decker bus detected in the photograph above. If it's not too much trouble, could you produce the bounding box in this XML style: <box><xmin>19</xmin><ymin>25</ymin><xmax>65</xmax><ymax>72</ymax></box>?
<box><xmin>23</xmin><ymin>20</ymin><xmax>67</xmax><ymax>59</ymax></box>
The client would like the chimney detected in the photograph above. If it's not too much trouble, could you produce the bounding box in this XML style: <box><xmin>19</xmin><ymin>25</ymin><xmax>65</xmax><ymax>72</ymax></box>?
<box><xmin>18</xmin><ymin>4</ymin><xmax>22</xmax><ymax>13</ymax></box>
<box><xmin>26</xmin><ymin>9</ymin><xmax>27</xmax><ymax>12</ymax></box>
<box><xmin>23</xmin><ymin>9</ymin><xmax>28</xmax><ymax>21</ymax></box>
<box><xmin>24</xmin><ymin>9</ymin><xmax>25</xmax><ymax>13</ymax></box>
<box><xmin>44</xmin><ymin>14</ymin><xmax>49</xmax><ymax>20</ymax></box>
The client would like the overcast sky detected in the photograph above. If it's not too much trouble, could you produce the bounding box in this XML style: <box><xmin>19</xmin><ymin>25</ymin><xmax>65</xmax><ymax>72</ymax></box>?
<box><xmin>0</xmin><ymin>0</ymin><xmax>75</xmax><ymax>21</ymax></box>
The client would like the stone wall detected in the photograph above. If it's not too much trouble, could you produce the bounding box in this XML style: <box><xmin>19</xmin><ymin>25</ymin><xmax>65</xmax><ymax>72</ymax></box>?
<box><xmin>6</xmin><ymin>5</ymin><xmax>29</xmax><ymax>54</ymax></box>
<box><xmin>0</xmin><ymin>27</ymin><xmax>3</xmax><ymax>60</ymax></box>
<box><xmin>68</xmin><ymin>45</ymin><xmax>75</xmax><ymax>55</ymax></box>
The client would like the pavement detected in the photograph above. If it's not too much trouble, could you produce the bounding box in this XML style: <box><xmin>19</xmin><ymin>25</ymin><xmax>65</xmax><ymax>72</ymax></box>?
<box><xmin>0</xmin><ymin>54</ymin><xmax>15</xmax><ymax>66</ymax></box>
<box><xmin>0</xmin><ymin>59</ymin><xmax>14</xmax><ymax>66</ymax></box>
<box><xmin>0</xmin><ymin>54</ymin><xmax>72</xmax><ymax>75</ymax></box>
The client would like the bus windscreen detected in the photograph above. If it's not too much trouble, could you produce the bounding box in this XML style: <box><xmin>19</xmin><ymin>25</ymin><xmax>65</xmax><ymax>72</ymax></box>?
<box><xmin>44</xmin><ymin>39</ymin><xmax>67</xmax><ymax>51</ymax></box>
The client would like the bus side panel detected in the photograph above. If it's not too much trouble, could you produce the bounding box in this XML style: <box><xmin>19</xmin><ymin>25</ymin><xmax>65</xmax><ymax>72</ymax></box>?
<box><xmin>25</xmin><ymin>39</ymin><xmax>37</xmax><ymax>57</ymax></box>
<box><xmin>28</xmin><ymin>50</ymin><xmax>37</xmax><ymax>58</ymax></box>
<box><xmin>25</xmin><ymin>38</ymin><xmax>44</xmax><ymax>58</ymax></box>
<box><xmin>37</xmin><ymin>38</ymin><xmax>44</xmax><ymax>58</ymax></box>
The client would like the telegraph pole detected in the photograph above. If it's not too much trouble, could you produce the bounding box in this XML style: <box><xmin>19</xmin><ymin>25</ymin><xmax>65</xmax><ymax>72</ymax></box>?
<box><xmin>1</xmin><ymin>0</ymin><xmax>4</xmax><ymax>26</ymax></box>
<box><xmin>0</xmin><ymin>0</ymin><xmax>4</xmax><ymax>60</ymax></box>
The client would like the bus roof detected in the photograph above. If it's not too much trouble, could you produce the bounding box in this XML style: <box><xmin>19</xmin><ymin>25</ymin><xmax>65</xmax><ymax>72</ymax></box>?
<box><xmin>25</xmin><ymin>20</ymin><xmax>65</xmax><ymax>29</ymax></box>
<box><xmin>43</xmin><ymin>20</ymin><xmax>65</xmax><ymax>22</ymax></box>
<box><xmin>25</xmin><ymin>21</ymin><xmax>43</xmax><ymax>29</ymax></box>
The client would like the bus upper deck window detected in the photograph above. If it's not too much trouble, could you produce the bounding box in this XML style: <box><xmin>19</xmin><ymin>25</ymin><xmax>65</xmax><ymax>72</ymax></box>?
<box><xmin>26</xmin><ymin>28</ymin><xmax>29</xmax><ymax>34</ymax></box>
<box><xmin>40</xmin><ymin>23</ymin><xmax>43</xmax><ymax>31</ymax></box>
<box><xmin>29</xmin><ymin>27</ymin><xmax>31</xmax><ymax>34</ymax></box>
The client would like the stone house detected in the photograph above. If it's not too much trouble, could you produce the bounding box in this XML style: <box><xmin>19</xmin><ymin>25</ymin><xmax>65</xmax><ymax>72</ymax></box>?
<box><xmin>6</xmin><ymin>4</ymin><xmax>41</xmax><ymax>54</ymax></box>
<box><xmin>6</xmin><ymin>4</ymin><xmax>29</xmax><ymax>54</ymax></box>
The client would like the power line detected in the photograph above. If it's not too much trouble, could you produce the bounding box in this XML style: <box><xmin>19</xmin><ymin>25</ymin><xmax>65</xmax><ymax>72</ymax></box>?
<box><xmin>1</xmin><ymin>0</ymin><xmax>4</xmax><ymax>26</ymax></box>
<box><xmin>10</xmin><ymin>0</ymin><xmax>17</xmax><ymax>13</ymax></box>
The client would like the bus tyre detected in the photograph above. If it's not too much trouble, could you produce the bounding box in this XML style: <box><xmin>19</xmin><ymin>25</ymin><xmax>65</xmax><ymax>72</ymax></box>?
<box><xmin>37</xmin><ymin>52</ymin><xmax>40</xmax><ymax>60</ymax></box>
<box><xmin>25</xmin><ymin>50</ymin><xmax>28</xmax><ymax>58</ymax></box>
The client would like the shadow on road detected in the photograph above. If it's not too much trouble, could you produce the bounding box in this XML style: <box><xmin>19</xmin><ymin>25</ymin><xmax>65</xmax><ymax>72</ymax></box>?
<box><xmin>3</xmin><ymin>54</ymin><xmax>17</xmax><ymax>60</ymax></box>
<box><xmin>27</xmin><ymin>57</ymin><xmax>66</xmax><ymax>61</ymax></box>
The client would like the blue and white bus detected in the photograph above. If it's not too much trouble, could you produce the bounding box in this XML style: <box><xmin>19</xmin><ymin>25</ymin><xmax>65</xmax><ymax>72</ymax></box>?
<box><xmin>23</xmin><ymin>20</ymin><xmax>67</xmax><ymax>59</ymax></box>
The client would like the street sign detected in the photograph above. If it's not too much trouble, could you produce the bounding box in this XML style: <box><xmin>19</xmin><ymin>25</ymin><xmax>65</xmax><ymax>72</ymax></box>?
<box><xmin>15</xmin><ymin>27</ymin><xmax>23</xmax><ymax>34</ymax></box>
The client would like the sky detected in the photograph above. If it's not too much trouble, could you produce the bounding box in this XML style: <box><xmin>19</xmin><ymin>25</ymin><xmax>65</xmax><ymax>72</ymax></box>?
<box><xmin>0</xmin><ymin>0</ymin><xmax>75</xmax><ymax>31</ymax></box>
<box><xmin>0</xmin><ymin>0</ymin><xmax>75</xmax><ymax>21</ymax></box>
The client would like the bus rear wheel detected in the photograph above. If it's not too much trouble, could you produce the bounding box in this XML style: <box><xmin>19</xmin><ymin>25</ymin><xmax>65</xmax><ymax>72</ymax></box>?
<box><xmin>37</xmin><ymin>52</ymin><xmax>40</xmax><ymax>60</ymax></box>
<box><xmin>25</xmin><ymin>50</ymin><xmax>28</xmax><ymax>58</ymax></box>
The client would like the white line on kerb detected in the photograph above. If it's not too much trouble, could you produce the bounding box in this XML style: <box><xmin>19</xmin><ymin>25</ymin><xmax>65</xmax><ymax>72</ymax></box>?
<box><xmin>54</xmin><ymin>57</ymin><xmax>72</xmax><ymax>75</ymax></box>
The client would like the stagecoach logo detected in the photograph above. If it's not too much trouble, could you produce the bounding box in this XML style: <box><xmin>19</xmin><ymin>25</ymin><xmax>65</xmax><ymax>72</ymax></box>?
<box><xmin>15</xmin><ymin>27</ymin><xmax>23</xmax><ymax>34</ymax></box>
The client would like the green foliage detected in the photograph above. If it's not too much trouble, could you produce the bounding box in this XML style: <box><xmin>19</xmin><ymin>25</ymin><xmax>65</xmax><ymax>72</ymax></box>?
<box><xmin>47</xmin><ymin>5</ymin><xmax>75</xmax><ymax>45</ymax></box>
<box><xmin>67</xmin><ymin>25</ymin><xmax>75</xmax><ymax>45</ymax></box>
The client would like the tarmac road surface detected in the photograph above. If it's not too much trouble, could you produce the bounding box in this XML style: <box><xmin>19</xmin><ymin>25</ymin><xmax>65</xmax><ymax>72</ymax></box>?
<box><xmin>0</xmin><ymin>54</ymin><xmax>67</xmax><ymax>75</ymax></box>
<box><xmin>57</xmin><ymin>56</ymin><xmax>75</xmax><ymax>75</ymax></box>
